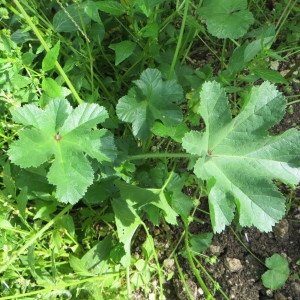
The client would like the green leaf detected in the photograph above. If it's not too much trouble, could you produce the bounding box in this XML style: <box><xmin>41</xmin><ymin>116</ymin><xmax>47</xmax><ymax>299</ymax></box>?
<box><xmin>42</xmin><ymin>41</ymin><xmax>60</xmax><ymax>72</ymax></box>
<box><xmin>60</xmin><ymin>103</ymin><xmax>108</xmax><ymax>134</ymax></box>
<box><xmin>111</xmin><ymin>197</ymin><xmax>142</xmax><ymax>267</ymax></box>
<box><xmin>69</xmin><ymin>255</ymin><xmax>95</xmax><ymax>276</ymax></box>
<box><xmin>48</xmin><ymin>153</ymin><xmax>94</xmax><ymax>204</ymax></box>
<box><xmin>115</xmin><ymin>180</ymin><xmax>159</xmax><ymax>207</ymax></box>
<box><xmin>11</xmin><ymin>103</ymin><xmax>47</xmax><ymax>129</ymax></box>
<box><xmin>0</xmin><ymin>32</ymin><xmax>12</xmax><ymax>52</ymax></box>
<box><xmin>152</xmin><ymin>189</ymin><xmax>178</xmax><ymax>225</ymax></box>
<box><xmin>42</xmin><ymin>78</ymin><xmax>63</xmax><ymax>98</ymax></box>
<box><xmin>199</xmin><ymin>0</ymin><xmax>254</xmax><ymax>38</ymax></box>
<box><xmin>252</xmin><ymin>67</ymin><xmax>288</xmax><ymax>84</ymax></box>
<box><xmin>142</xmin><ymin>235</ymin><xmax>155</xmax><ymax>260</ymax></box>
<box><xmin>53</xmin><ymin>3</ymin><xmax>91</xmax><ymax>33</ymax></box>
<box><xmin>33</xmin><ymin>203</ymin><xmax>57</xmax><ymax>220</ymax></box>
<box><xmin>16</xmin><ymin>188</ymin><xmax>28</xmax><ymax>219</ymax></box>
<box><xmin>190</xmin><ymin>233</ymin><xmax>213</xmax><ymax>253</ymax></box>
<box><xmin>81</xmin><ymin>235</ymin><xmax>112</xmax><ymax>274</ymax></box>
<box><xmin>207</xmin><ymin>179</ymin><xmax>236</xmax><ymax>233</ymax></box>
<box><xmin>141</xmin><ymin>23</ymin><xmax>159</xmax><ymax>38</ymax></box>
<box><xmin>151</xmin><ymin>122</ymin><xmax>189</xmax><ymax>142</ymax></box>
<box><xmin>10</xmin><ymin>74</ymin><xmax>31</xmax><ymax>89</ymax></box>
<box><xmin>261</xmin><ymin>254</ymin><xmax>290</xmax><ymax>290</ymax></box>
<box><xmin>134</xmin><ymin>0</ymin><xmax>165</xmax><ymax>17</ymax></box>
<box><xmin>10</xmin><ymin>29</ymin><xmax>31</xmax><ymax>44</ymax></box>
<box><xmin>244</xmin><ymin>36</ymin><xmax>274</xmax><ymax>63</ymax></box>
<box><xmin>116</xmin><ymin>68</ymin><xmax>184</xmax><ymax>140</ymax></box>
<box><xmin>109</xmin><ymin>40</ymin><xmax>136</xmax><ymax>65</ymax></box>
<box><xmin>95</xmin><ymin>1</ymin><xmax>126</xmax><ymax>15</ymax></box>
<box><xmin>182</xmin><ymin>81</ymin><xmax>300</xmax><ymax>233</ymax></box>
<box><xmin>115</xmin><ymin>180</ymin><xmax>178</xmax><ymax>225</ymax></box>
<box><xmin>22</xmin><ymin>51</ymin><xmax>36</xmax><ymax>66</ymax></box>
<box><xmin>7</xmin><ymin>128</ymin><xmax>54</xmax><ymax>168</ymax></box>
<box><xmin>167</xmin><ymin>173</ymin><xmax>193</xmax><ymax>218</ymax></box>
<box><xmin>228</xmin><ymin>43</ymin><xmax>248</xmax><ymax>74</ymax></box>
<box><xmin>3</xmin><ymin>161</ymin><xmax>16</xmax><ymax>197</ymax></box>
<box><xmin>8</xmin><ymin>99</ymin><xmax>116</xmax><ymax>204</ymax></box>
<box><xmin>83</xmin><ymin>1</ymin><xmax>102</xmax><ymax>23</ymax></box>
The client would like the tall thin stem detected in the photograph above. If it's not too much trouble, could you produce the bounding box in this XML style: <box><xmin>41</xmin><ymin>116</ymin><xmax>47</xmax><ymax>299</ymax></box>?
<box><xmin>168</xmin><ymin>0</ymin><xmax>190</xmax><ymax>79</ymax></box>
<box><xmin>12</xmin><ymin>0</ymin><xmax>84</xmax><ymax>104</ymax></box>
<box><xmin>0</xmin><ymin>204</ymin><xmax>72</xmax><ymax>274</ymax></box>
<box><xmin>183</xmin><ymin>220</ymin><xmax>214</xmax><ymax>299</ymax></box>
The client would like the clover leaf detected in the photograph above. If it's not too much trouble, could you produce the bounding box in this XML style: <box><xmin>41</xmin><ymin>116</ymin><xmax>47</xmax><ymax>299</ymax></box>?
<box><xmin>199</xmin><ymin>0</ymin><xmax>255</xmax><ymax>39</ymax></box>
<box><xmin>116</xmin><ymin>68</ymin><xmax>184</xmax><ymax>140</ymax></box>
<box><xmin>182</xmin><ymin>81</ymin><xmax>300</xmax><ymax>233</ymax></box>
<box><xmin>8</xmin><ymin>98</ymin><xmax>116</xmax><ymax>204</ymax></box>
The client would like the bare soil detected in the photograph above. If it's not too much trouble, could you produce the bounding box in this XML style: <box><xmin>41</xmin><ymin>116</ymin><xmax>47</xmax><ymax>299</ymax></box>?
<box><xmin>163</xmin><ymin>198</ymin><xmax>300</xmax><ymax>300</ymax></box>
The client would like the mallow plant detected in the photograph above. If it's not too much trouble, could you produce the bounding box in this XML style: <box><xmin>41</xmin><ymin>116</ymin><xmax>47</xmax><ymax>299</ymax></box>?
<box><xmin>5</xmin><ymin>68</ymin><xmax>300</xmax><ymax>298</ymax></box>
<box><xmin>1</xmin><ymin>0</ymin><xmax>300</xmax><ymax>298</ymax></box>
<box><xmin>7</xmin><ymin>69</ymin><xmax>300</xmax><ymax>234</ymax></box>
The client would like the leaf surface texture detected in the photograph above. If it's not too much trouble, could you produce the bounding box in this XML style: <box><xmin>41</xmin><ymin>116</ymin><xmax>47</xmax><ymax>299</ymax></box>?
<box><xmin>183</xmin><ymin>81</ymin><xmax>300</xmax><ymax>232</ymax></box>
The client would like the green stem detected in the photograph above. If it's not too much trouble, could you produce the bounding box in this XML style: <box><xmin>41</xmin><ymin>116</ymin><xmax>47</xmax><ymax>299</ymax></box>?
<box><xmin>12</xmin><ymin>0</ymin><xmax>83</xmax><ymax>104</ymax></box>
<box><xmin>275</xmin><ymin>0</ymin><xmax>296</xmax><ymax>32</ymax></box>
<box><xmin>284</xmin><ymin>59</ymin><xmax>300</xmax><ymax>79</ymax></box>
<box><xmin>183</xmin><ymin>220</ymin><xmax>214</xmax><ymax>299</ymax></box>
<box><xmin>168</xmin><ymin>0</ymin><xmax>190</xmax><ymax>79</ymax></box>
<box><xmin>193</xmin><ymin>255</ymin><xmax>230</xmax><ymax>299</ymax></box>
<box><xmin>221</xmin><ymin>39</ymin><xmax>227</xmax><ymax>69</ymax></box>
<box><xmin>0</xmin><ymin>204</ymin><xmax>72</xmax><ymax>274</ymax></box>
<box><xmin>127</xmin><ymin>152</ymin><xmax>196</xmax><ymax>161</ymax></box>
<box><xmin>287</xmin><ymin>99</ymin><xmax>300</xmax><ymax>105</ymax></box>
<box><xmin>230</xmin><ymin>227</ymin><xmax>264</xmax><ymax>265</ymax></box>
<box><xmin>141</xmin><ymin>222</ymin><xmax>165</xmax><ymax>300</ymax></box>
<box><xmin>0</xmin><ymin>272</ymin><xmax>120</xmax><ymax>299</ymax></box>
<box><xmin>126</xmin><ymin>266</ymin><xmax>131</xmax><ymax>299</ymax></box>
<box><xmin>173</xmin><ymin>254</ymin><xmax>195</xmax><ymax>300</ymax></box>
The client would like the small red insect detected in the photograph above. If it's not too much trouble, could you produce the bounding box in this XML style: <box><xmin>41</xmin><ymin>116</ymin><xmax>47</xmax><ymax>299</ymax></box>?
<box><xmin>54</xmin><ymin>134</ymin><xmax>62</xmax><ymax>141</ymax></box>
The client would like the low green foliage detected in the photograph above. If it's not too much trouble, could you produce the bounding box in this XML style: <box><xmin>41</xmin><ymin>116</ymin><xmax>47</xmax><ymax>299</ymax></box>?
<box><xmin>183</xmin><ymin>81</ymin><xmax>300</xmax><ymax>233</ymax></box>
<box><xmin>261</xmin><ymin>254</ymin><xmax>290</xmax><ymax>290</ymax></box>
<box><xmin>8</xmin><ymin>99</ymin><xmax>116</xmax><ymax>204</ymax></box>
<box><xmin>199</xmin><ymin>0</ymin><xmax>255</xmax><ymax>38</ymax></box>
<box><xmin>1</xmin><ymin>0</ymin><xmax>299</xmax><ymax>299</ymax></box>
<box><xmin>117</xmin><ymin>68</ymin><xmax>184</xmax><ymax>140</ymax></box>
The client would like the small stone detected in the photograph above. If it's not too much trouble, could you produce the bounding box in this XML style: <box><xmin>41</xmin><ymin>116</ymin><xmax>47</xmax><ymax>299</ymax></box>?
<box><xmin>266</xmin><ymin>289</ymin><xmax>273</xmax><ymax>297</ymax></box>
<box><xmin>198</xmin><ymin>288</ymin><xmax>204</xmax><ymax>296</ymax></box>
<box><xmin>209</xmin><ymin>245</ymin><xmax>222</xmax><ymax>255</ymax></box>
<box><xmin>225</xmin><ymin>258</ymin><xmax>243</xmax><ymax>272</ymax></box>
<box><xmin>294</xmin><ymin>214</ymin><xmax>300</xmax><ymax>220</ymax></box>
<box><xmin>274</xmin><ymin>292</ymin><xmax>287</xmax><ymax>300</ymax></box>
<box><xmin>163</xmin><ymin>258</ymin><xmax>175</xmax><ymax>272</ymax></box>
<box><xmin>270</xmin><ymin>61</ymin><xmax>279</xmax><ymax>70</ymax></box>
<box><xmin>274</xmin><ymin>219</ymin><xmax>289</xmax><ymax>242</ymax></box>
<box><xmin>291</xmin><ymin>282</ymin><xmax>300</xmax><ymax>298</ymax></box>
<box><xmin>149</xmin><ymin>293</ymin><xmax>156</xmax><ymax>300</ymax></box>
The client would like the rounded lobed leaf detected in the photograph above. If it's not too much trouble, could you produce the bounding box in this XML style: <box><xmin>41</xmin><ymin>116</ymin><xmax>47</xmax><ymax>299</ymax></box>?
<box><xmin>8</xmin><ymin>99</ymin><xmax>114</xmax><ymax>204</ymax></box>
<box><xmin>183</xmin><ymin>81</ymin><xmax>300</xmax><ymax>232</ymax></box>
<box><xmin>199</xmin><ymin>0</ymin><xmax>255</xmax><ymax>39</ymax></box>
<box><xmin>262</xmin><ymin>254</ymin><xmax>290</xmax><ymax>290</ymax></box>
<box><xmin>116</xmin><ymin>68</ymin><xmax>184</xmax><ymax>140</ymax></box>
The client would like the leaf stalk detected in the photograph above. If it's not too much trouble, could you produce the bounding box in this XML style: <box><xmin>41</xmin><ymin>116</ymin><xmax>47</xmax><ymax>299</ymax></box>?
<box><xmin>183</xmin><ymin>220</ymin><xmax>214</xmax><ymax>299</ymax></box>
<box><xmin>127</xmin><ymin>152</ymin><xmax>197</xmax><ymax>161</ymax></box>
